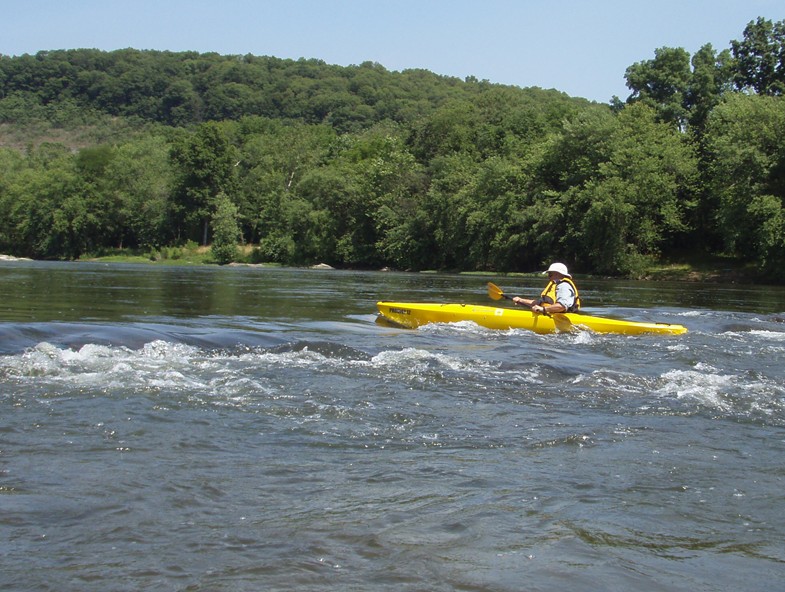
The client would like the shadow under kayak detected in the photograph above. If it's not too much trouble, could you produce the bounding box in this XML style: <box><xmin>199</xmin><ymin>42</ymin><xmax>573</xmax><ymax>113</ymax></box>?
<box><xmin>376</xmin><ymin>301</ymin><xmax>688</xmax><ymax>335</ymax></box>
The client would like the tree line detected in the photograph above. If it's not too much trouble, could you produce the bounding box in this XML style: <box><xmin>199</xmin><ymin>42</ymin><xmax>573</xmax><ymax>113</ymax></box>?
<box><xmin>1</xmin><ymin>17</ymin><xmax>784</xmax><ymax>279</ymax></box>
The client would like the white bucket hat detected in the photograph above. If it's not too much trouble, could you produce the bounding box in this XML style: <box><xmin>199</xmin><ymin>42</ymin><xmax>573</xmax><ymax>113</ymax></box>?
<box><xmin>543</xmin><ymin>262</ymin><xmax>571</xmax><ymax>278</ymax></box>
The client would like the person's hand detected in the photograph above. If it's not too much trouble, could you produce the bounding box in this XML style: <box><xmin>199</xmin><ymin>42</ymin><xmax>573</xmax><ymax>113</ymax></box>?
<box><xmin>534</xmin><ymin>305</ymin><xmax>547</xmax><ymax>314</ymax></box>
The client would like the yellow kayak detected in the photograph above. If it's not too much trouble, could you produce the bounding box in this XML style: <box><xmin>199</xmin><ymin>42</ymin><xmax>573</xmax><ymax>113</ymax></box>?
<box><xmin>376</xmin><ymin>301</ymin><xmax>688</xmax><ymax>335</ymax></box>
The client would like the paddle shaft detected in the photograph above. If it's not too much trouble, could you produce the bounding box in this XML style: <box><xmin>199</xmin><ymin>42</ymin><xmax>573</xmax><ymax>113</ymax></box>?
<box><xmin>487</xmin><ymin>282</ymin><xmax>556</xmax><ymax>315</ymax></box>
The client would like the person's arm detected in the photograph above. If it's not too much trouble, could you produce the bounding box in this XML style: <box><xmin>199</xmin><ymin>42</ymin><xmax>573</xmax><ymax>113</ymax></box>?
<box><xmin>512</xmin><ymin>297</ymin><xmax>562</xmax><ymax>314</ymax></box>
<box><xmin>538</xmin><ymin>302</ymin><xmax>565</xmax><ymax>315</ymax></box>
<box><xmin>512</xmin><ymin>297</ymin><xmax>534</xmax><ymax>307</ymax></box>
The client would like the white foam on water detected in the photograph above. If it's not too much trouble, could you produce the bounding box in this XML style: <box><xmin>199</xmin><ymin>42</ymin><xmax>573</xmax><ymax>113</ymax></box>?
<box><xmin>655</xmin><ymin>361</ymin><xmax>785</xmax><ymax>417</ymax></box>
<box><xmin>2</xmin><ymin>340</ymin><xmax>281</xmax><ymax>406</ymax></box>
<box><xmin>369</xmin><ymin>346</ymin><xmax>483</xmax><ymax>373</ymax></box>
<box><xmin>419</xmin><ymin>320</ymin><xmax>489</xmax><ymax>336</ymax></box>
<box><xmin>748</xmin><ymin>329</ymin><xmax>785</xmax><ymax>342</ymax></box>
<box><xmin>679</xmin><ymin>310</ymin><xmax>705</xmax><ymax>317</ymax></box>
<box><xmin>570</xmin><ymin>330</ymin><xmax>596</xmax><ymax>344</ymax></box>
<box><xmin>657</xmin><ymin>366</ymin><xmax>736</xmax><ymax>411</ymax></box>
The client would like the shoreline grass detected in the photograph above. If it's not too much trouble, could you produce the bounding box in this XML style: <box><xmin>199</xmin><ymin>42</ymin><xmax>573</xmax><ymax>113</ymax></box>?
<box><xmin>2</xmin><ymin>247</ymin><xmax>761</xmax><ymax>284</ymax></box>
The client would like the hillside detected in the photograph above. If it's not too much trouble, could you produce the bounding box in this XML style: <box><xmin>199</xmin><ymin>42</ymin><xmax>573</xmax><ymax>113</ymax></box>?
<box><xmin>1</xmin><ymin>33</ymin><xmax>784</xmax><ymax>282</ymax></box>
<box><xmin>0</xmin><ymin>49</ymin><xmax>589</xmax><ymax>138</ymax></box>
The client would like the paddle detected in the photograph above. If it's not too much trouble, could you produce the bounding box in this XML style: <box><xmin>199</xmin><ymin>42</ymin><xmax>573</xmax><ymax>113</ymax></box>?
<box><xmin>487</xmin><ymin>282</ymin><xmax>542</xmax><ymax>311</ymax></box>
<box><xmin>487</xmin><ymin>281</ymin><xmax>515</xmax><ymax>302</ymax></box>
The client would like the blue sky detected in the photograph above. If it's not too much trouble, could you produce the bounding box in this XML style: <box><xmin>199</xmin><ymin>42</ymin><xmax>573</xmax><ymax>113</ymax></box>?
<box><xmin>3</xmin><ymin>0</ymin><xmax>784</xmax><ymax>103</ymax></box>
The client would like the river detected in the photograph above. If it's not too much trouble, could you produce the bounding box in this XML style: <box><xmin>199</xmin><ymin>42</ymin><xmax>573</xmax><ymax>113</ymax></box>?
<box><xmin>1</xmin><ymin>261</ymin><xmax>784</xmax><ymax>591</ymax></box>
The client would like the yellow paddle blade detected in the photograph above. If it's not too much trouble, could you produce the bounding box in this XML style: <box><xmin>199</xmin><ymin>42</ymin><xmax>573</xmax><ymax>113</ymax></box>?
<box><xmin>487</xmin><ymin>282</ymin><xmax>506</xmax><ymax>301</ymax></box>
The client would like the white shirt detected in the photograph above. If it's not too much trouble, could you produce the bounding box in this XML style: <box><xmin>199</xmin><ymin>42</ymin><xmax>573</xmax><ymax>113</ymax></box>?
<box><xmin>554</xmin><ymin>281</ymin><xmax>576</xmax><ymax>310</ymax></box>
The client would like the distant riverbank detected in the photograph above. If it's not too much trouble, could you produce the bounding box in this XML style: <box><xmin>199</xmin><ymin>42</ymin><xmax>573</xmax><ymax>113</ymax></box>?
<box><xmin>1</xmin><ymin>252</ymin><xmax>762</xmax><ymax>284</ymax></box>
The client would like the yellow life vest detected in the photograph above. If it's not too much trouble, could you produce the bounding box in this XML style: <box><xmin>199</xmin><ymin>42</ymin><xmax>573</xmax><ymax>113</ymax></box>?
<box><xmin>539</xmin><ymin>278</ymin><xmax>581</xmax><ymax>312</ymax></box>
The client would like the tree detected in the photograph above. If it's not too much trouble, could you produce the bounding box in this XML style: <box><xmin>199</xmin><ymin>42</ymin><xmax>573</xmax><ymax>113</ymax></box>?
<box><xmin>686</xmin><ymin>44</ymin><xmax>735</xmax><ymax>132</ymax></box>
<box><xmin>236</xmin><ymin>118</ymin><xmax>335</xmax><ymax>250</ymax></box>
<box><xmin>103</xmin><ymin>135</ymin><xmax>175</xmax><ymax>248</ymax></box>
<box><xmin>537</xmin><ymin>107</ymin><xmax>617</xmax><ymax>192</ymax></box>
<box><xmin>162</xmin><ymin>79</ymin><xmax>203</xmax><ymax>125</ymax></box>
<box><xmin>704</xmin><ymin>93</ymin><xmax>785</xmax><ymax>276</ymax></box>
<box><xmin>3</xmin><ymin>145</ymin><xmax>70</xmax><ymax>258</ymax></box>
<box><xmin>294</xmin><ymin>163</ymin><xmax>363</xmax><ymax>265</ymax></box>
<box><xmin>731</xmin><ymin>17</ymin><xmax>785</xmax><ymax>95</ymax></box>
<box><xmin>409</xmin><ymin>100</ymin><xmax>481</xmax><ymax>162</ymax></box>
<box><xmin>421</xmin><ymin>152</ymin><xmax>481</xmax><ymax>269</ymax></box>
<box><xmin>624</xmin><ymin>43</ymin><xmax>737</xmax><ymax>135</ymax></box>
<box><xmin>0</xmin><ymin>149</ymin><xmax>24</xmax><ymax>253</ymax></box>
<box><xmin>562</xmin><ymin>103</ymin><xmax>698</xmax><ymax>275</ymax></box>
<box><xmin>170</xmin><ymin>122</ymin><xmax>239</xmax><ymax>245</ymax></box>
<box><xmin>210</xmin><ymin>193</ymin><xmax>241</xmax><ymax>264</ymax></box>
<box><xmin>625</xmin><ymin>47</ymin><xmax>692</xmax><ymax>129</ymax></box>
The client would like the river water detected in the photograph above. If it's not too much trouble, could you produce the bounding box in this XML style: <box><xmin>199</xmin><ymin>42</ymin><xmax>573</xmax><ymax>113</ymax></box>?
<box><xmin>1</xmin><ymin>261</ymin><xmax>784</xmax><ymax>591</ymax></box>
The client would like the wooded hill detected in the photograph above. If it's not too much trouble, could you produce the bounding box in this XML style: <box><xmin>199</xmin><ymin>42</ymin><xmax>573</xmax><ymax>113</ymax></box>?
<box><xmin>1</xmin><ymin>17</ymin><xmax>784</xmax><ymax>280</ymax></box>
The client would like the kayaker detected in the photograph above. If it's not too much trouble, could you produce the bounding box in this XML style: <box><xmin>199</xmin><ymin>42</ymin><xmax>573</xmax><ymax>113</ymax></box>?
<box><xmin>512</xmin><ymin>262</ymin><xmax>581</xmax><ymax>314</ymax></box>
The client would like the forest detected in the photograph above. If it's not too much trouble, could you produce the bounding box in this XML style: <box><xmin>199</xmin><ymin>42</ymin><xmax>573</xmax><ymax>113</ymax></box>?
<box><xmin>1</xmin><ymin>17</ymin><xmax>784</xmax><ymax>280</ymax></box>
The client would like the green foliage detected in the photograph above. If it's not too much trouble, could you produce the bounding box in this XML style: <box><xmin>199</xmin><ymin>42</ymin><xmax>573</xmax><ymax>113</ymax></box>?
<box><xmin>688</xmin><ymin>44</ymin><xmax>735</xmax><ymax>131</ymax></box>
<box><xmin>626</xmin><ymin>47</ymin><xmax>693</xmax><ymax>128</ymax></box>
<box><xmin>210</xmin><ymin>193</ymin><xmax>241</xmax><ymax>264</ymax></box>
<box><xmin>731</xmin><ymin>17</ymin><xmax>785</xmax><ymax>95</ymax></box>
<box><xmin>102</xmin><ymin>135</ymin><xmax>174</xmax><ymax>249</ymax></box>
<box><xmin>170</xmin><ymin>121</ymin><xmax>240</xmax><ymax>245</ymax></box>
<box><xmin>550</xmin><ymin>103</ymin><xmax>698</xmax><ymax>275</ymax></box>
<box><xmin>0</xmin><ymin>35</ymin><xmax>784</xmax><ymax>281</ymax></box>
<box><xmin>704</xmin><ymin>93</ymin><xmax>785</xmax><ymax>277</ymax></box>
<box><xmin>625</xmin><ymin>44</ymin><xmax>735</xmax><ymax>133</ymax></box>
<box><xmin>1</xmin><ymin>143</ymin><xmax>86</xmax><ymax>258</ymax></box>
